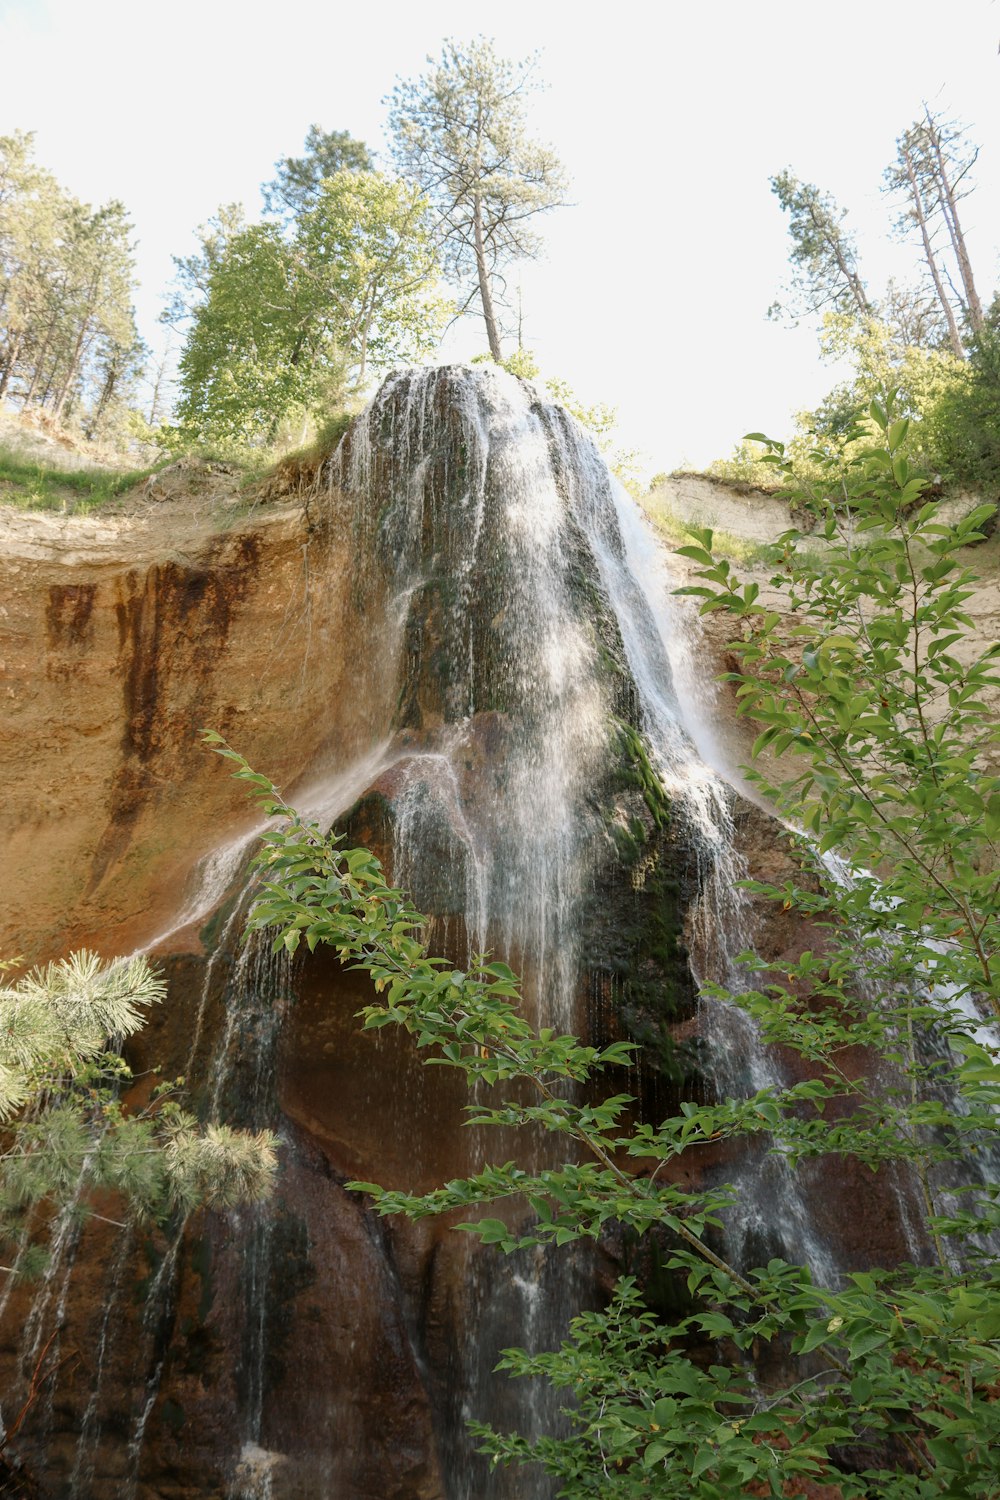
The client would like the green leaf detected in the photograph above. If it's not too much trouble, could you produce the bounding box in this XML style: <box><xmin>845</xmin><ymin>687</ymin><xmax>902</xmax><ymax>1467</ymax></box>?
<box><xmin>847</xmin><ymin>1328</ymin><xmax>888</xmax><ymax>1360</ymax></box>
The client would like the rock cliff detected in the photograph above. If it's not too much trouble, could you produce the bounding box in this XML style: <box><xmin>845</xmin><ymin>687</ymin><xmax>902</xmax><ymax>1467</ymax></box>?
<box><xmin>0</xmin><ymin>368</ymin><xmax>968</xmax><ymax>1498</ymax></box>
<box><xmin>0</xmin><ymin>370</ymin><xmax>716</xmax><ymax>1499</ymax></box>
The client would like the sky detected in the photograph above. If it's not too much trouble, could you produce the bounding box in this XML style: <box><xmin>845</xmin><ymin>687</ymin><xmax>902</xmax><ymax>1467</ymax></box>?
<box><xmin>1</xmin><ymin>0</ymin><xmax>998</xmax><ymax>476</ymax></box>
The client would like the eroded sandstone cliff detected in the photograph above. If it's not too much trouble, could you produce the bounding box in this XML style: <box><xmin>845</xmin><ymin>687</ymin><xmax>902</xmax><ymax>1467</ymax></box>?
<box><xmin>1</xmin><ymin>473</ymin><xmax>391</xmax><ymax>964</ymax></box>
<box><xmin>1</xmin><ymin>370</ymin><xmax>976</xmax><ymax>1499</ymax></box>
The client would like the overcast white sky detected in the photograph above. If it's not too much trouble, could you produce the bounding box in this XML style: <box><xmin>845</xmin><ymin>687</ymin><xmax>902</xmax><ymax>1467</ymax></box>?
<box><xmin>1</xmin><ymin>0</ymin><xmax>998</xmax><ymax>474</ymax></box>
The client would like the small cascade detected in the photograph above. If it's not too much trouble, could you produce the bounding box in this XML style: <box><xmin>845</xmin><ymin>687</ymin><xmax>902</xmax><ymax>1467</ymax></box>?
<box><xmin>120</xmin><ymin>1229</ymin><xmax>187</xmax><ymax>1500</ymax></box>
<box><xmin>122</xmin><ymin>750</ymin><xmax>400</xmax><ymax>1497</ymax></box>
<box><xmin>573</xmin><ymin>454</ymin><xmax>842</xmax><ymax>1281</ymax></box>
<box><xmin>818</xmin><ymin>851</ymin><xmax>1000</xmax><ymax>1266</ymax></box>
<box><xmin>67</xmin><ymin>1227</ymin><xmax>135</xmax><ymax>1497</ymax></box>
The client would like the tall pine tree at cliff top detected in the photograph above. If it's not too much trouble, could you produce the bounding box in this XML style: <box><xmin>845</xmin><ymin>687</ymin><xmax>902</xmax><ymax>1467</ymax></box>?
<box><xmin>387</xmin><ymin>38</ymin><xmax>567</xmax><ymax>362</ymax></box>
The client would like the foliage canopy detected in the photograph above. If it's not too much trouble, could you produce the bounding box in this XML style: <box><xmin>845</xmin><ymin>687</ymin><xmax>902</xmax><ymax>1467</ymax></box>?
<box><xmin>173</xmin><ymin>171</ymin><xmax>444</xmax><ymax>445</ymax></box>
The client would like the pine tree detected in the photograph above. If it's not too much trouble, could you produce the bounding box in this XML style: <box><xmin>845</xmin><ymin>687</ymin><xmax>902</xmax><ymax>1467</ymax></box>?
<box><xmin>0</xmin><ymin>952</ymin><xmax>276</xmax><ymax>1268</ymax></box>
<box><xmin>768</xmin><ymin>169</ymin><xmax>872</xmax><ymax>322</ymax></box>
<box><xmin>387</xmin><ymin>39</ymin><xmax>567</xmax><ymax>361</ymax></box>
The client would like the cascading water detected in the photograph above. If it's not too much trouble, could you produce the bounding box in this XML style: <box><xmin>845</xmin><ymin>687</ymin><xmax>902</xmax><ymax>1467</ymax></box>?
<box><xmin>321</xmin><ymin>367</ymin><xmax>639</xmax><ymax>1498</ymax></box>
<box><xmin>325</xmin><ymin>366</ymin><xmax>614</xmax><ymax>1029</ymax></box>
<box><xmin>6</xmin><ymin>363</ymin><xmax>877</xmax><ymax>1499</ymax></box>
<box><xmin>599</xmin><ymin>481</ymin><xmax>845</xmax><ymax>1283</ymax></box>
<box><xmin>317</xmin><ymin>365</ymin><xmax>847</xmax><ymax>1491</ymax></box>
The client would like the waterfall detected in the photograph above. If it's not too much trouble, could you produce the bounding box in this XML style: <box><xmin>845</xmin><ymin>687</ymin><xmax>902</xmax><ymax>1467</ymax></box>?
<box><xmin>6</xmin><ymin>364</ymin><xmax>871</xmax><ymax>1498</ymax></box>
<box><xmin>317</xmin><ymin>365</ymin><xmax>845</xmax><ymax>1493</ymax></box>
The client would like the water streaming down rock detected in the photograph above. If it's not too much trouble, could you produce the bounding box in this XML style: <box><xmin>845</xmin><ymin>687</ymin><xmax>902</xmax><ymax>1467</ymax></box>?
<box><xmin>326</xmin><ymin>366</ymin><xmax>619</xmax><ymax>1027</ymax></box>
<box><xmin>4</xmin><ymin>364</ymin><xmax>896</xmax><ymax>1498</ymax></box>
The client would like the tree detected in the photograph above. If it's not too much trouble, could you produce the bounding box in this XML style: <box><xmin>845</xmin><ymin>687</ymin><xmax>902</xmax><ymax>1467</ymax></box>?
<box><xmin>919</xmin><ymin>108</ymin><xmax>984</xmax><ymax>335</ymax></box>
<box><xmin>0</xmin><ymin>950</ymin><xmax>276</xmax><ymax>1267</ymax></box>
<box><xmin>297</xmin><ymin>171</ymin><xmax>444</xmax><ymax>386</ymax></box>
<box><xmin>933</xmin><ymin>295</ymin><xmax>1000</xmax><ymax>494</ymax></box>
<box><xmin>0</xmin><ymin>948</ymin><xmax>277</xmax><ymax>1491</ymax></box>
<box><xmin>769</xmin><ymin>169</ymin><xmax>873</xmax><ymax>323</ymax></box>
<box><xmin>164</xmin><ymin>126</ymin><xmax>374</xmax><ymax>341</ymax></box>
<box><xmin>884</xmin><ymin>110</ymin><xmax>983</xmax><ymax>357</ymax></box>
<box><xmin>387</xmin><ymin>38</ymin><xmax>567</xmax><ymax>361</ymax></box>
<box><xmin>885</xmin><ymin>130</ymin><xmax>964</xmax><ymax>358</ymax></box>
<box><xmin>172</xmin><ymin>223</ymin><xmax>314</xmax><ymax>445</ymax></box>
<box><xmin>261</xmin><ymin>125</ymin><xmax>373</xmax><ymax>221</ymax></box>
<box><xmin>173</xmin><ymin>172</ymin><xmax>443</xmax><ymax>446</ymax></box>
<box><xmin>0</xmin><ymin>133</ymin><xmax>143</xmax><ymax>435</ymax></box>
<box><xmin>804</xmin><ymin>310</ymin><xmax>969</xmax><ymax>478</ymax></box>
<box><xmin>160</xmin><ymin>201</ymin><xmax>247</xmax><ymax>332</ymax></box>
<box><xmin>209</xmin><ymin>400</ymin><xmax>1000</xmax><ymax>1495</ymax></box>
<box><xmin>44</xmin><ymin>199</ymin><xmax>139</xmax><ymax>424</ymax></box>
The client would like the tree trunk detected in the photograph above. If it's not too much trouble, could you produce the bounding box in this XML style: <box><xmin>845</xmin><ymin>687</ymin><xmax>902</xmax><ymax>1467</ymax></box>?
<box><xmin>925</xmin><ymin>110</ymin><xmax>983</xmax><ymax>334</ymax></box>
<box><xmin>51</xmin><ymin>320</ymin><xmax>90</xmax><ymax>421</ymax></box>
<box><xmin>358</xmin><ymin>317</ymin><xmax>369</xmax><ymax>387</ymax></box>
<box><xmin>147</xmin><ymin>349</ymin><xmax>170</xmax><ymax>427</ymax></box>
<box><xmin>0</xmin><ymin>329</ymin><xmax>23</xmax><ymax>400</ymax></box>
<box><xmin>805</xmin><ymin>202</ymin><xmax>871</xmax><ymax>318</ymax></box>
<box><xmin>22</xmin><ymin>324</ymin><xmax>53</xmax><ymax>406</ymax></box>
<box><xmin>91</xmin><ymin>363</ymin><xmax>117</xmax><ymax>431</ymax></box>
<box><xmin>473</xmin><ymin>193</ymin><xmax>503</xmax><ymax>361</ymax></box>
<box><xmin>901</xmin><ymin>146</ymin><xmax>965</xmax><ymax>358</ymax></box>
<box><xmin>833</xmin><ymin>241</ymin><xmax>871</xmax><ymax>319</ymax></box>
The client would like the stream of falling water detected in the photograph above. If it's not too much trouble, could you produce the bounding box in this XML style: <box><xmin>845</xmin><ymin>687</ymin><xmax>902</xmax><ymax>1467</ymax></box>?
<box><xmin>322</xmin><ymin>366</ymin><xmax>847</xmax><ymax>1500</ymax></box>
<box><xmin>325</xmin><ymin>368</ymin><xmax>614</xmax><ymax>1499</ymax></box>
<box><xmin>601</xmin><ymin>479</ymin><xmax>843</xmax><ymax>1283</ymax></box>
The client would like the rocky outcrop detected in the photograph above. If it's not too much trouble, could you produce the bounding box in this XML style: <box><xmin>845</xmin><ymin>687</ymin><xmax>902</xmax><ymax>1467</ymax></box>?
<box><xmin>0</xmin><ymin>477</ymin><xmax>391</xmax><ymax>963</ymax></box>
<box><xmin>0</xmin><ymin>372</ymin><xmax>954</xmax><ymax>1499</ymax></box>
<box><xmin>0</xmin><ymin>378</ymin><xmax>715</xmax><ymax>1500</ymax></box>
<box><xmin>0</xmin><ymin>468</ymin><xmax>453</xmax><ymax>1494</ymax></box>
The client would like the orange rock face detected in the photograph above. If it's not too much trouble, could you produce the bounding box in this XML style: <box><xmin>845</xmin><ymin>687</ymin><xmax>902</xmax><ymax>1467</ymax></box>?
<box><xmin>1</xmin><ymin>485</ymin><xmax>395</xmax><ymax>964</ymax></box>
<box><xmin>1</xmin><ymin>477</ymin><xmax>459</xmax><ymax>1499</ymax></box>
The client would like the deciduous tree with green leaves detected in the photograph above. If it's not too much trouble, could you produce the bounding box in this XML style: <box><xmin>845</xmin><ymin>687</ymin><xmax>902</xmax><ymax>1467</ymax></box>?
<box><xmin>172</xmin><ymin>171</ymin><xmax>444</xmax><ymax>446</ymax></box>
<box><xmin>208</xmin><ymin>395</ymin><xmax>1000</xmax><ymax>1495</ymax></box>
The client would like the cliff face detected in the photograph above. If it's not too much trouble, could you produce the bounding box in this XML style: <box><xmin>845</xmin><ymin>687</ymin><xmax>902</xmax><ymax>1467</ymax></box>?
<box><xmin>0</xmin><ymin>477</ymin><xmax>393</xmax><ymax>964</ymax></box>
<box><xmin>0</xmin><ymin>375</ymin><xmax>950</xmax><ymax>1500</ymax></box>
<box><xmin>0</xmin><ymin>375</ymin><xmax>718</xmax><ymax>1500</ymax></box>
<box><xmin>1</xmin><ymin>462</ymin><xmax>471</xmax><ymax>1499</ymax></box>
<box><xmin>651</xmin><ymin>472</ymin><xmax>1000</xmax><ymax>785</ymax></box>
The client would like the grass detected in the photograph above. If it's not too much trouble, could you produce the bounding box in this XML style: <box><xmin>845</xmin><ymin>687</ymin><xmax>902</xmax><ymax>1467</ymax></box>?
<box><xmin>0</xmin><ymin>445</ymin><xmax>164</xmax><ymax>514</ymax></box>
<box><xmin>0</xmin><ymin>405</ymin><xmax>358</xmax><ymax>518</ymax></box>
<box><xmin>154</xmin><ymin>409</ymin><xmax>358</xmax><ymax>493</ymax></box>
